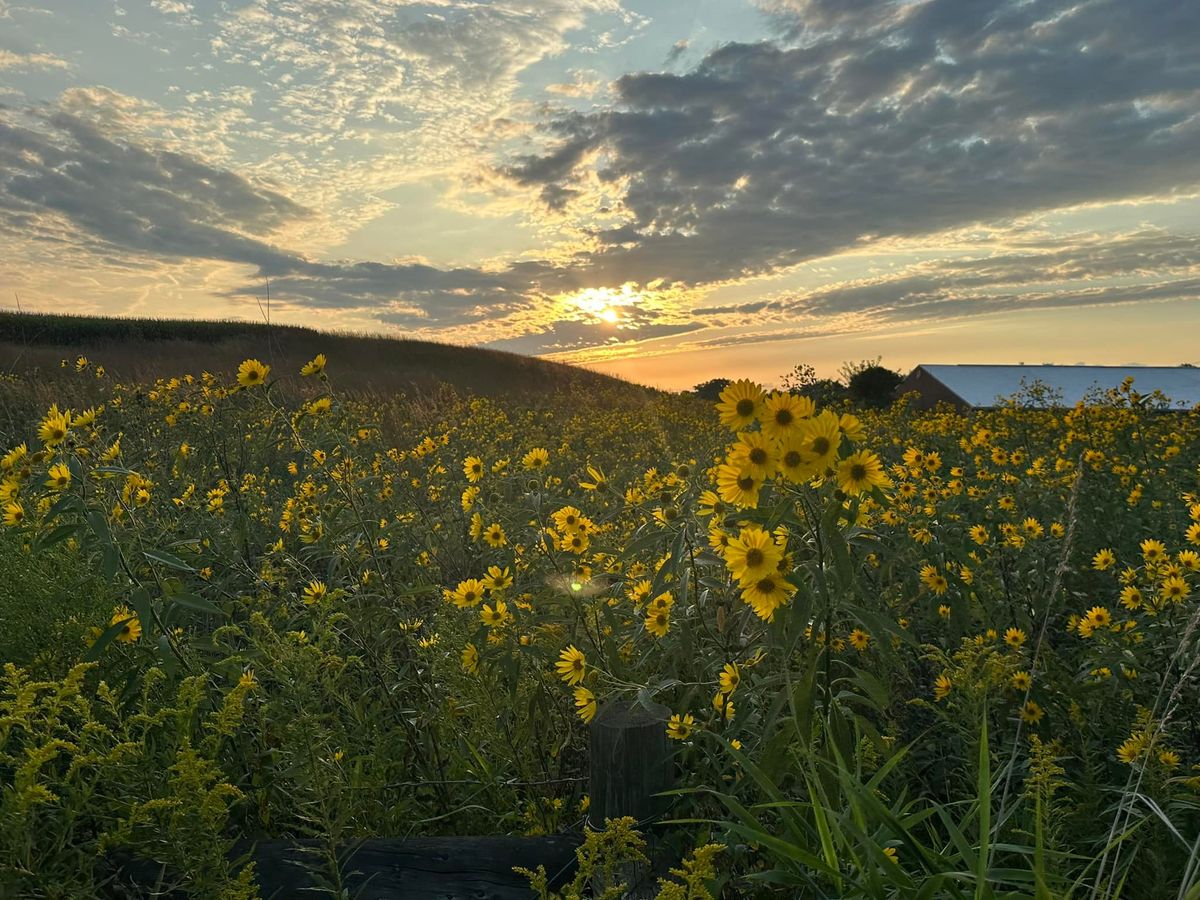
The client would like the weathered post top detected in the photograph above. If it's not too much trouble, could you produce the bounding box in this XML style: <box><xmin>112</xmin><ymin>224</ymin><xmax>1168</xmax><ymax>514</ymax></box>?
<box><xmin>588</xmin><ymin>697</ymin><xmax>675</xmax><ymax>827</ymax></box>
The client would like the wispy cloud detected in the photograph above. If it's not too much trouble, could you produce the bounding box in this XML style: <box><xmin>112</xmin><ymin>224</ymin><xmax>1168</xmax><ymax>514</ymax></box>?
<box><xmin>0</xmin><ymin>49</ymin><xmax>70</xmax><ymax>71</ymax></box>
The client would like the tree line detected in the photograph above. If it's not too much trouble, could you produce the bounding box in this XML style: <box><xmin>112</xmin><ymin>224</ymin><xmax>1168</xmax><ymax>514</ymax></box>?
<box><xmin>691</xmin><ymin>358</ymin><xmax>904</xmax><ymax>408</ymax></box>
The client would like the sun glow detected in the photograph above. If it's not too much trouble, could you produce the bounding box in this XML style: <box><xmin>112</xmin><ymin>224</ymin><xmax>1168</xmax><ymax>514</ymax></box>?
<box><xmin>562</xmin><ymin>284</ymin><xmax>644</xmax><ymax>325</ymax></box>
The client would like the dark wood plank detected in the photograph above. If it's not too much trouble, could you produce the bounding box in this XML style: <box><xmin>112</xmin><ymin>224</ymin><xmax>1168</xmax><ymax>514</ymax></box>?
<box><xmin>108</xmin><ymin>834</ymin><xmax>582</xmax><ymax>899</ymax></box>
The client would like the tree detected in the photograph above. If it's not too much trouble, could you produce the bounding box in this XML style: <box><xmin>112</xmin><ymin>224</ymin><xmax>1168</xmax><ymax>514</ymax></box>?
<box><xmin>807</xmin><ymin>378</ymin><xmax>851</xmax><ymax>407</ymax></box>
<box><xmin>692</xmin><ymin>378</ymin><xmax>732</xmax><ymax>401</ymax></box>
<box><xmin>847</xmin><ymin>363</ymin><xmax>903</xmax><ymax>409</ymax></box>
<box><xmin>779</xmin><ymin>363</ymin><xmax>818</xmax><ymax>393</ymax></box>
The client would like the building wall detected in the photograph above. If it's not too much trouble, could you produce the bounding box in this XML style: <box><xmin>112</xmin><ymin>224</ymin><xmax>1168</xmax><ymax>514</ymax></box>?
<box><xmin>896</xmin><ymin>367</ymin><xmax>970</xmax><ymax>411</ymax></box>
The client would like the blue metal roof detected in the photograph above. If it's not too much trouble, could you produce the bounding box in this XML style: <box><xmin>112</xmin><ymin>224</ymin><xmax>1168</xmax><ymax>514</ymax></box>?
<box><xmin>914</xmin><ymin>365</ymin><xmax>1200</xmax><ymax>409</ymax></box>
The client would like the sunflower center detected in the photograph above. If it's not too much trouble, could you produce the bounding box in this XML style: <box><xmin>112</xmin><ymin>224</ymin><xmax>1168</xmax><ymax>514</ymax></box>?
<box><xmin>775</xmin><ymin>409</ymin><xmax>793</xmax><ymax>426</ymax></box>
<box><xmin>755</xmin><ymin>577</ymin><xmax>776</xmax><ymax>593</ymax></box>
<box><xmin>736</xmin><ymin>398</ymin><xmax>755</xmax><ymax>416</ymax></box>
<box><xmin>737</xmin><ymin>475</ymin><xmax>755</xmax><ymax>491</ymax></box>
<box><xmin>850</xmin><ymin>464</ymin><xmax>867</xmax><ymax>481</ymax></box>
<box><xmin>745</xmin><ymin>548</ymin><xmax>764</xmax><ymax>567</ymax></box>
<box><xmin>811</xmin><ymin>437</ymin><xmax>830</xmax><ymax>455</ymax></box>
<box><xmin>783</xmin><ymin>450</ymin><xmax>802</xmax><ymax>468</ymax></box>
<box><xmin>749</xmin><ymin>447</ymin><xmax>767</xmax><ymax>465</ymax></box>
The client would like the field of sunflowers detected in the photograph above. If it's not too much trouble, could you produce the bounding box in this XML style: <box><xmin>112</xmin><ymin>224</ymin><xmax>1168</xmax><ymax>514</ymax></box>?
<box><xmin>1</xmin><ymin>352</ymin><xmax>1198</xmax><ymax>899</ymax></box>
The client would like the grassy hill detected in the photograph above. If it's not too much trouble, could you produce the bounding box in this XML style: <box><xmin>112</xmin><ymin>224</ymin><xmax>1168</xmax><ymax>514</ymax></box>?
<box><xmin>0</xmin><ymin>310</ymin><xmax>647</xmax><ymax>398</ymax></box>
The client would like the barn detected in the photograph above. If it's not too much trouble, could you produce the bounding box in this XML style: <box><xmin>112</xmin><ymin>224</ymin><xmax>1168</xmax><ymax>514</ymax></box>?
<box><xmin>896</xmin><ymin>364</ymin><xmax>1200</xmax><ymax>411</ymax></box>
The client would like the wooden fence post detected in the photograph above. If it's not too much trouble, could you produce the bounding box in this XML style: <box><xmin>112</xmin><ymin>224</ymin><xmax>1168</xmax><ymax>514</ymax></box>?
<box><xmin>588</xmin><ymin>697</ymin><xmax>676</xmax><ymax>897</ymax></box>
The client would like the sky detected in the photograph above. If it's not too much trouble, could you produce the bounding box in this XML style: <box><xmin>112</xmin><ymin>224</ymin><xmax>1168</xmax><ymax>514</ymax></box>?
<box><xmin>1</xmin><ymin>0</ymin><xmax>1198</xmax><ymax>389</ymax></box>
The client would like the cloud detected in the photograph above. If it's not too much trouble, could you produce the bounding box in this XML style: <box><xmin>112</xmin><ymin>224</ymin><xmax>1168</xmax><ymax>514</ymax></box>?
<box><xmin>150</xmin><ymin>0</ymin><xmax>192</xmax><ymax>14</ymax></box>
<box><xmin>684</xmin><ymin>228</ymin><xmax>1200</xmax><ymax>337</ymax></box>
<box><xmin>0</xmin><ymin>108</ymin><xmax>556</xmax><ymax>326</ymax></box>
<box><xmin>0</xmin><ymin>49</ymin><xmax>71</xmax><ymax>71</ymax></box>
<box><xmin>545</xmin><ymin>70</ymin><xmax>606</xmax><ymax>99</ymax></box>
<box><xmin>484</xmin><ymin>318</ymin><xmax>704</xmax><ymax>355</ymax></box>
<box><xmin>0</xmin><ymin>111</ymin><xmax>309</xmax><ymax>263</ymax></box>
<box><xmin>664</xmin><ymin>39</ymin><xmax>689</xmax><ymax>66</ymax></box>
<box><xmin>507</xmin><ymin>0</ymin><xmax>1200</xmax><ymax>289</ymax></box>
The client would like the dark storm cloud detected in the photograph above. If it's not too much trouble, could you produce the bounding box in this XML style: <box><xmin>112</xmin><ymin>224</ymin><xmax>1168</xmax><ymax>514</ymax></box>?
<box><xmin>509</xmin><ymin>0</ymin><xmax>1200</xmax><ymax>287</ymax></box>
<box><xmin>0</xmin><ymin>110</ymin><xmax>542</xmax><ymax>325</ymax></box>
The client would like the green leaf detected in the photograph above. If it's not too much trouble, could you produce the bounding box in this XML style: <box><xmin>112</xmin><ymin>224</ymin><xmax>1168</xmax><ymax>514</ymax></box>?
<box><xmin>170</xmin><ymin>592</ymin><xmax>224</xmax><ymax>616</ymax></box>
<box><xmin>143</xmin><ymin>548</ymin><xmax>196</xmax><ymax>571</ymax></box>
<box><xmin>33</xmin><ymin>522</ymin><xmax>79</xmax><ymax>553</ymax></box>
<box><xmin>128</xmin><ymin>587</ymin><xmax>155</xmax><ymax>641</ymax></box>
<box><xmin>158</xmin><ymin>634</ymin><xmax>179</xmax><ymax>677</ymax></box>
<box><xmin>44</xmin><ymin>493</ymin><xmax>85</xmax><ymax>523</ymax></box>
<box><xmin>976</xmin><ymin>704</ymin><xmax>991</xmax><ymax>900</ymax></box>
<box><xmin>820</xmin><ymin>497</ymin><xmax>854</xmax><ymax>587</ymax></box>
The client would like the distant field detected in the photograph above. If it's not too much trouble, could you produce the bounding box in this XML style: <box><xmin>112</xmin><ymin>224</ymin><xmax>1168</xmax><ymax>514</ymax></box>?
<box><xmin>0</xmin><ymin>310</ymin><xmax>645</xmax><ymax>399</ymax></box>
